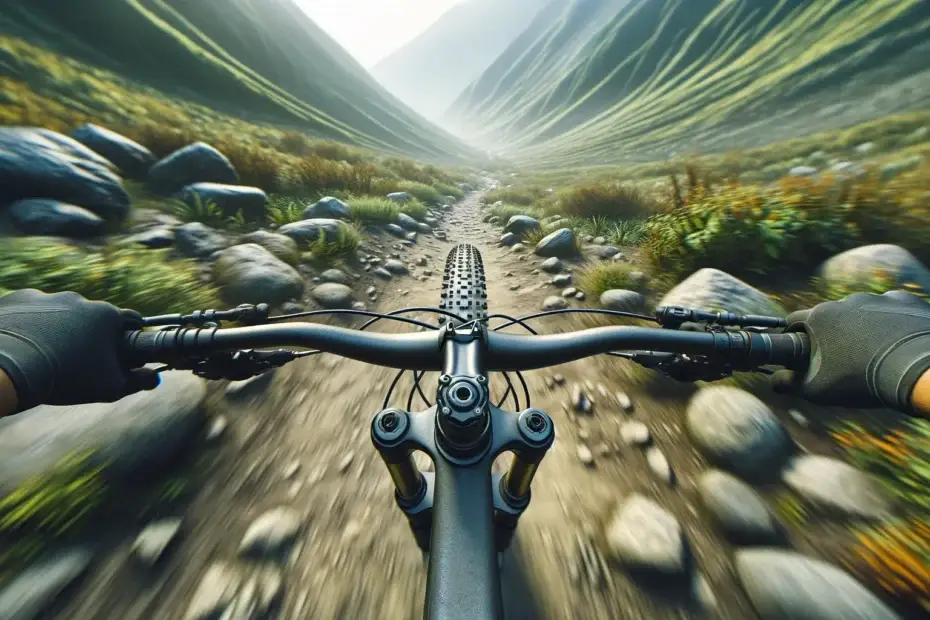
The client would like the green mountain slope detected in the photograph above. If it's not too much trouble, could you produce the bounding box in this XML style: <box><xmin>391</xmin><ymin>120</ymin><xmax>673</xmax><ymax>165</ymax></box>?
<box><xmin>448</xmin><ymin>0</ymin><xmax>930</xmax><ymax>167</ymax></box>
<box><xmin>0</xmin><ymin>0</ymin><xmax>474</xmax><ymax>162</ymax></box>
<box><xmin>371</xmin><ymin>0</ymin><xmax>546</xmax><ymax>123</ymax></box>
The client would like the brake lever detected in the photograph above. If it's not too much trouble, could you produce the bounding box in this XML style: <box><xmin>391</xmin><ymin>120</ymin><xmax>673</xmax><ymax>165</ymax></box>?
<box><xmin>175</xmin><ymin>348</ymin><xmax>302</xmax><ymax>381</ymax></box>
<box><xmin>627</xmin><ymin>351</ymin><xmax>734</xmax><ymax>382</ymax></box>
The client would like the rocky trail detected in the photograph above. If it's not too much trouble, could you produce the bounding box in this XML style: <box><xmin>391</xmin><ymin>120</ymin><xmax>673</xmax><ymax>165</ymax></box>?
<box><xmin>6</xmin><ymin>190</ymin><xmax>916</xmax><ymax>620</ymax></box>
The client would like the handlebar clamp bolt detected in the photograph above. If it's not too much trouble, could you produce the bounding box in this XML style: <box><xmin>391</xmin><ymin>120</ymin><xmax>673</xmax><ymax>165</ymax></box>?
<box><xmin>439</xmin><ymin>374</ymin><xmax>451</xmax><ymax>385</ymax></box>
<box><xmin>441</xmin><ymin>406</ymin><xmax>451</xmax><ymax>415</ymax></box>
<box><xmin>380</xmin><ymin>411</ymin><xmax>400</xmax><ymax>432</ymax></box>
<box><xmin>476</xmin><ymin>375</ymin><xmax>487</xmax><ymax>383</ymax></box>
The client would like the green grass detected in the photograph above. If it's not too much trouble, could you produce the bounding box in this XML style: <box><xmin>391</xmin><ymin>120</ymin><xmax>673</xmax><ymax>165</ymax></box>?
<box><xmin>0</xmin><ymin>237</ymin><xmax>218</xmax><ymax>315</ymax></box>
<box><xmin>484</xmin><ymin>185</ymin><xmax>547</xmax><ymax>205</ymax></box>
<box><xmin>303</xmin><ymin>223</ymin><xmax>362</xmax><ymax>262</ymax></box>
<box><xmin>486</xmin><ymin>203</ymin><xmax>543</xmax><ymax>224</ymax></box>
<box><xmin>579</xmin><ymin>262</ymin><xmax>647</xmax><ymax>299</ymax></box>
<box><xmin>372</xmin><ymin>179</ymin><xmax>443</xmax><ymax>205</ymax></box>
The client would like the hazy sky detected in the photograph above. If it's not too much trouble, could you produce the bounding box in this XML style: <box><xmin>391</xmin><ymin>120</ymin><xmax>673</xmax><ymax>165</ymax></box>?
<box><xmin>296</xmin><ymin>0</ymin><xmax>467</xmax><ymax>67</ymax></box>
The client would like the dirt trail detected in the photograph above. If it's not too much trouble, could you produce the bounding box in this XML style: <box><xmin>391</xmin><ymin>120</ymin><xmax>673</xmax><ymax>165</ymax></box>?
<box><xmin>49</xmin><ymin>190</ymin><xmax>869</xmax><ymax>620</ymax></box>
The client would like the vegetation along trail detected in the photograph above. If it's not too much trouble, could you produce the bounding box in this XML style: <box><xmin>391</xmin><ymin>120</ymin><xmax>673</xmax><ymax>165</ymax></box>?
<box><xmin>25</xmin><ymin>188</ymin><xmax>915</xmax><ymax>620</ymax></box>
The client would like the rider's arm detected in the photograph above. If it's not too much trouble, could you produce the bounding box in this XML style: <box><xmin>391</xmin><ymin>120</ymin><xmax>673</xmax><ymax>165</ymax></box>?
<box><xmin>0</xmin><ymin>369</ymin><xmax>18</xmax><ymax>417</ymax></box>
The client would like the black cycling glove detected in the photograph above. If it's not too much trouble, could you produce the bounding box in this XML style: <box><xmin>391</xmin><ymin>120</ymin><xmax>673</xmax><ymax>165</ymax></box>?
<box><xmin>772</xmin><ymin>290</ymin><xmax>930</xmax><ymax>413</ymax></box>
<box><xmin>0</xmin><ymin>289</ymin><xmax>158</xmax><ymax>413</ymax></box>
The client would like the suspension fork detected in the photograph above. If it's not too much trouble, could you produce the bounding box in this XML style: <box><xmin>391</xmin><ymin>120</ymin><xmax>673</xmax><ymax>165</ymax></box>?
<box><xmin>370</xmin><ymin>322</ymin><xmax>555</xmax><ymax>617</ymax></box>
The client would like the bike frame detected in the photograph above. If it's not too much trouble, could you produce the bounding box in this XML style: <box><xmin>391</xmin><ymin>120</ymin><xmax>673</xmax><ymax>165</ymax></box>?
<box><xmin>370</xmin><ymin>321</ymin><xmax>554</xmax><ymax>620</ymax></box>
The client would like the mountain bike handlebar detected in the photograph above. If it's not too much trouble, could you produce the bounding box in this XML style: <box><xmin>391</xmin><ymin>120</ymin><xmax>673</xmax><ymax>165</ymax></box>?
<box><xmin>122</xmin><ymin>322</ymin><xmax>809</xmax><ymax>372</ymax></box>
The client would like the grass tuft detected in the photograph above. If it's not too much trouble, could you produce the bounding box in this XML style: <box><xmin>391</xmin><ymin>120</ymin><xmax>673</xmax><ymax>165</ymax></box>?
<box><xmin>578</xmin><ymin>262</ymin><xmax>646</xmax><ymax>300</ymax></box>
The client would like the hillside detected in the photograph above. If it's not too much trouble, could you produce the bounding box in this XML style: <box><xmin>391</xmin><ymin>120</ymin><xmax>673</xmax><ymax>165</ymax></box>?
<box><xmin>371</xmin><ymin>0</ymin><xmax>546</xmax><ymax>123</ymax></box>
<box><xmin>0</xmin><ymin>0</ymin><xmax>474</xmax><ymax>162</ymax></box>
<box><xmin>447</xmin><ymin>0</ymin><xmax>930</xmax><ymax>167</ymax></box>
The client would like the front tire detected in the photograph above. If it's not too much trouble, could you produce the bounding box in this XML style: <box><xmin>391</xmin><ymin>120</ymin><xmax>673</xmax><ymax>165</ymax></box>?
<box><xmin>439</xmin><ymin>244</ymin><xmax>488</xmax><ymax>327</ymax></box>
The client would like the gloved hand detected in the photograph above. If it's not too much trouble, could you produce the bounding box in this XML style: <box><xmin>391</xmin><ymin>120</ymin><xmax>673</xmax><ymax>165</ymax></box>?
<box><xmin>0</xmin><ymin>289</ymin><xmax>158</xmax><ymax>412</ymax></box>
<box><xmin>772</xmin><ymin>290</ymin><xmax>930</xmax><ymax>413</ymax></box>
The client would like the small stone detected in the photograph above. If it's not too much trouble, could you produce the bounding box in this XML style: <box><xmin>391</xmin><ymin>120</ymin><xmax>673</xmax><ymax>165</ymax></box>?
<box><xmin>605</xmin><ymin>494</ymin><xmax>687</xmax><ymax>576</ymax></box>
<box><xmin>562</xmin><ymin>286</ymin><xmax>578</xmax><ymax>297</ymax></box>
<box><xmin>338</xmin><ymin>451</ymin><xmax>355</xmax><ymax>473</ymax></box>
<box><xmin>646</xmin><ymin>447</ymin><xmax>673</xmax><ymax>485</ymax></box>
<box><xmin>782</xmin><ymin>455</ymin><xmax>892</xmax><ymax>521</ymax></box>
<box><xmin>571</xmin><ymin>384</ymin><xmax>592</xmax><ymax>413</ymax></box>
<box><xmin>577</xmin><ymin>444</ymin><xmax>595</xmax><ymax>466</ymax></box>
<box><xmin>553</xmin><ymin>374</ymin><xmax>566</xmax><ymax>386</ymax></box>
<box><xmin>543</xmin><ymin>296</ymin><xmax>569</xmax><ymax>310</ymax></box>
<box><xmin>239</xmin><ymin>507</ymin><xmax>302</xmax><ymax>558</ymax></box>
<box><xmin>366</xmin><ymin>286</ymin><xmax>377</xmax><ymax>296</ymax></box>
<box><xmin>374</xmin><ymin>267</ymin><xmax>393</xmax><ymax>279</ymax></box>
<box><xmin>415</xmin><ymin>257</ymin><xmax>427</xmax><ymax>266</ymax></box>
<box><xmin>620</xmin><ymin>421</ymin><xmax>651</xmax><ymax>446</ymax></box>
<box><xmin>283</xmin><ymin>461</ymin><xmax>301</xmax><ymax>480</ymax></box>
<box><xmin>578</xmin><ymin>428</ymin><xmax>591</xmax><ymax>441</ymax></box>
<box><xmin>574</xmin><ymin>291</ymin><xmax>585</xmax><ymax>300</ymax></box>
<box><xmin>789</xmin><ymin>409</ymin><xmax>809</xmax><ymax>427</ymax></box>
<box><xmin>132</xmin><ymin>518</ymin><xmax>183</xmax><ymax>566</ymax></box>
<box><xmin>205</xmin><ymin>416</ymin><xmax>228</xmax><ymax>442</ymax></box>
<box><xmin>185</xmin><ymin>562</ymin><xmax>283</xmax><ymax>620</ymax></box>
<box><xmin>615</xmin><ymin>391</ymin><xmax>633</xmax><ymax>412</ymax></box>
<box><xmin>552</xmin><ymin>273</ymin><xmax>572</xmax><ymax>286</ymax></box>
<box><xmin>698</xmin><ymin>470</ymin><xmax>782</xmax><ymax>544</ymax></box>
<box><xmin>544</xmin><ymin>376</ymin><xmax>555</xmax><ymax>389</ymax></box>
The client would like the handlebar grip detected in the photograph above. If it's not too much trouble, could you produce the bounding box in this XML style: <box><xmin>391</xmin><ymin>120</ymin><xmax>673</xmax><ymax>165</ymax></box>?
<box><xmin>122</xmin><ymin>327</ymin><xmax>218</xmax><ymax>366</ymax></box>
<box><xmin>761</xmin><ymin>332</ymin><xmax>810</xmax><ymax>369</ymax></box>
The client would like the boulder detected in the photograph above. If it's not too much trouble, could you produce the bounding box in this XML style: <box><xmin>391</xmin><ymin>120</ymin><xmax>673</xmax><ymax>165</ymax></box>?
<box><xmin>818</xmin><ymin>244</ymin><xmax>930</xmax><ymax>293</ymax></box>
<box><xmin>782</xmin><ymin>455</ymin><xmax>892</xmax><ymax>521</ymax></box>
<box><xmin>595</xmin><ymin>245</ymin><xmax>621</xmax><ymax>259</ymax></box>
<box><xmin>736</xmin><ymin>549</ymin><xmax>902</xmax><ymax>620</ymax></box>
<box><xmin>659</xmin><ymin>268</ymin><xmax>785</xmax><ymax>317</ymax></box>
<box><xmin>302</xmin><ymin>196</ymin><xmax>350</xmax><ymax>220</ymax></box>
<box><xmin>320</xmin><ymin>268</ymin><xmax>350</xmax><ymax>285</ymax></box>
<box><xmin>386</xmin><ymin>192</ymin><xmax>410</xmax><ymax>203</ymax></box>
<box><xmin>239</xmin><ymin>230</ymin><xmax>299</xmax><ymax>265</ymax></box>
<box><xmin>179</xmin><ymin>183</ymin><xmax>267</xmax><ymax>220</ymax></box>
<box><xmin>504</xmin><ymin>215</ymin><xmax>540</xmax><ymax>236</ymax></box>
<box><xmin>124</xmin><ymin>226</ymin><xmax>175</xmax><ymax>249</ymax></box>
<box><xmin>0</xmin><ymin>371</ymin><xmax>206</xmax><ymax>495</ymax></box>
<box><xmin>148</xmin><ymin>142</ymin><xmax>238</xmax><ymax>195</ymax></box>
<box><xmin>311</xmin><ymin>283</ymin><xmax>355</xmax><ymax>309</ymax></box>
<box><xmin>9</xmin><ymin>199</ymin><xmax>105</xmax><ymax>238</ymax></box>
<box><xmin>499</xmin><ymin>232</ymin><xmax>518</xmax><ymax>247</ymax></box>
<box><xmin>534</xmin><ymin>228</ymin><xmax>579</xmax><ymax>258</ymax></box>
<box><xmin>540</xmin><ymin>257</ymin><xmax>563</xmax><ymax>273</ymax></box>
<box><xmin>0</xmin><ymin>548</ymin><xmax>93</xmax><ymax>620</ymax></box>
<box><xmin>175</xmin><ymin>222</ymin><xmax>228</xmax><ymax>258</ymax></box>
<box><xmin>605</xmin><ymin>494</ymin><xmax>688</xmax><ymax>576</ymax></box>
<box><xmin>385</xmin><ymin>223</ymin><xmax>407</xmax><ymax>238</ymax></box>
<box><xmin>0</xmin><ymin>127</ymin><xmax>129</xmax><ymax>221</ymax></box>
<box><xmin>600</xmin><ymin>290</ymin><xmax>645</xmax><ymax>313</ymax></box>
<box><xmin>698</xmin><ymin>470</ymin><xmax>782</xmax><ymax>544</ymax></box>
<box><xmin>71</xmin><ymin>123</ymin><xmax>155</xmax><ymax>179</ymax></box>
<box><xmin>397</xmin><ymin>213</ymin><xmax>420</xmax><ymax>231</ymax></box>
<box><xmin>686</xmin><ymin>386</ymin><xmax>792</xmax><ymax>480</ymax></box>
<box><xmin>277</xmin><ymin>218</ymin><xmax>350</xmax><ymax>246</ymax></box>
<box><xmin>212</xmin><ymin>244</ymin><xmax>304</xmax><ymax>307</ymax></box>
<box><xmin>543</xmin><ymin>296</ymin><xmax>568</xmax><ymax>310</ymax></box>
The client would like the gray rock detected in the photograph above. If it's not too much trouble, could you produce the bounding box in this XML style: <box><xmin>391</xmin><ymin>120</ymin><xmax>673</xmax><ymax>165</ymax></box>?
<box><xmin>415</xmin><ymin>257</ymin><xmax>428</xmax><ymax>267</ymax></box>
<box><xmin>179</xmin><ymin>183</ymin><xmax>267</xmax><ymax>220</ymax></box>
<box><xmin>647</xmin><ymin>447</ymin><xmax>673</xmax><ymax>485</ymax></box>
<box><xmin>205</xmin><ymin>416</ymin><xmax>228</xmax><ymax>442</ymax></box>
<box><xmin>132</xmin><ymin>518</ymin><xmax>183</xmax><ymax>565</ymax></box>
<box><xmin>575</xmin><ymin>290</ymin><xmax>586</xmax><ymax>300</ymax></box>
<box><xmin>239</xmin><ymin>507</ymin><xmax>303</xmax><ymax>558</ymax></box>
<box><xmin>125</xmin><ymin>226</ymin><xmax>175</xmax><ymax>249</ymax></box>
<box><xmin>552</xmin><ymin>273</ymin><xmax>572</xmax><ymax>286</ymax></box>
<box><xmin>303</xmin><ymin>196</ymin><xmax>349</xmax><ymax>219</ymax></box>
<box><xmin>239</xmin><ymin>230</ymin><xmax>298</xmax><ymax>264</ymax></box>
<box><xmin>0</xmin><ymin>127</ymin><xmax>129</xmax><ymax>221</ymax></box>
<box><xmin>9</xmin><ymin>199</ymin><xmax>105</xmax><ymax>238</ymax></box>
<box><xmin>416</xmin><ymin>222</ymin><xmax>432</xmax><ymax>233</ymax></box>
<box><xmin>511</xmin><ymin>243</ymin><xmax>526</xmax><ymax>253</ymax></box>
<box><xmin>405</xmin><ymin>231</ymin><xmax>418</xmax><ymax>242</ymax></box>
<box><xmin>0</xmin><ymin>548</ymin><xmax>93</xmax><ymax>620</ymax></box>
<box><xmin>397</xmin><ymin>213</ymin><xmax>420</xmax><ymax>231</ymax></box>
<box><xmin>71</xmin><ymin>123</ymin><xmax>155</xmax><ymax>180</ymax></box>
<box><xmin>600</xmin><ymin>290</ymin><xmax>645</xmax><ymax>313</ymax></box>
<box><xmin>541</xmin><ymin>257</ymin><xmax>563</xmax><ymax>273</ymax></box>
<box><xmin>535</xmin><ymin>228</ymin><xmax>579</xmax><ymax>257</ymax></box>
<box><xmin>686</xmin><ymin>386</ymin><xmax>792</xmax><ymax>480</ymax></box>
<box><xmin>213</xmin><ymin>244</ymin><xmax>304</xmax><ymax>307</ymax></box>
<box><xmin>504</xmin><ymin>215</ymin><xmax>540</xmax><ymax>236</ymax></box>
<box><xmin>383</xmin><ymin>259</ymin><xmax>409</xmax><ymax>275</ymax></box>
<box><xmin>782</xmin><ymin>455</ymin><xmax>892</xmax><ymax>521</ymax></box>
<box><xmin>818</xmin><ymin>244</ymin><xmax>930</xmax><ymax>293</ymax></box>
<box><xmin>0</xmin><ymin>371</ymin><xmax>206</xmax><ymax>495</ymax></box>
<box><xmin>831</xmin><ymin>161</ymin><xmax>867</xmax><ymax>178</ymax></box>
<box><xmin>500</xmin><ymin>232</ymin><xmax>519</xmax><ymax>246</ymax></box>
<box><xmin>175</xmin><ymin>222</ymin><xmax>228</xmax><ymax>258</ymax></box>
<box><xmin>386</xmin><ymin>191</ymin><xmax>410</xmax><ymax>203</ymax></box>
<box><xmin>385</xmin><ymin>223</ymin><xmax>407</xmax><ymax>237</ymax></box>
<box><xmin>424</xmin><ymin>216</ymin><xmax>438</xmax><ymax>226</ymax></box>
<box><xmin>659</xmin><ymin>268</ymin><xmax>785</xmax><ymax>317</ymax></box>
<box><xmin>577</xmin><ymin>444</ymin><xmax>594</xmax><ymax>466</ymax></box>
<box><xmin>543</xmin><ymin>296</ymin><xmax>569</xmax><ymax>310</ymax></box>
<box><xmin>735</xmin><ymin>549</ymin><xmax>902</xmax><ymax>620</ymax></box>
<box><xmin>593</xmin><ymin>236</ymin><xmax>607</xmax><ymax>245</ymax></box>
<box><xmin>854</xmin><ymin>141</ymin><xmax>875</xmax><ymax>155</ymax></box>
<box><xmin>320</xmin><ymin>268</ymin><xmax>350</xmax><ymax>285</ymax></box>
<box><xmin>311</xmin><ymin>283</ymin><xmax>355</xmax><ymax>309</ymax></box>
<box><xmin>789</xmin><ymin>166</ymin><xmax>818</xmax><ymax>177</ymax></box>
<box><xmin>605</xmin><ymin>494</ymin><xmax>687</xmax><ymax>576</ymax></box>
<box><xmin>561</xmin><ymin>286</ymin><xmax>577</xmax><ymax>297</ymax></box>
<box><xmin>185</xmin><ymin>562</ymin><xmax>282</xmax><ymax>620</ymax></box>
<box><xmin>148</xmin><ymin>142</ymin><xmax>238</xmax><ymax>195</ymax></box>
<box><xmin>615</xmin><ymin>391</ymin><xmax>633</xmax><ymax>412</ymax></box>
<box><xmin>374</xmin><ymin>267</ymin><xmax>393</xmax><ymax>279</ymax></box>
<box><xmin>698</xmin><ymin>470</ymin><xmax>782</xmax><ymax>543</ymax></box>
<box><xmin>277</xmin><ymin>218</ymin><xmax>350</xmax><ymax>247</ymax></box>
<box><xmin>595</xmin><ymin>245</ymin><xmax>621</xmax><ymax>259</ymax></box>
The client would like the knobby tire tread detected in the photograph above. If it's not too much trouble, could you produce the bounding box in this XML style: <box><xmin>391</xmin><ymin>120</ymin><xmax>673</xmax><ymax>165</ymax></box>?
<box><xmin>439</xmin><ymin>244</ymin><xmax>488</xmax><ymax>327</ymax></box>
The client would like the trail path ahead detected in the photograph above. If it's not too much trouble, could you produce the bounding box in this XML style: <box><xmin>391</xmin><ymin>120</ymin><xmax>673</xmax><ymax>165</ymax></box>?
<box><xmin>46</xmin><ymin>190</ymin><xmax>908</xmax><ymax>620</ymax></box>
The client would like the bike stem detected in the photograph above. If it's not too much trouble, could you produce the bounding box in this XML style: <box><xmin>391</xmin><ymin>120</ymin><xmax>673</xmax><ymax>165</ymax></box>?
<box><xmin>370</xmin><ymin>322</ymin><xmax>555</xmax><ymax>620</ymax></box>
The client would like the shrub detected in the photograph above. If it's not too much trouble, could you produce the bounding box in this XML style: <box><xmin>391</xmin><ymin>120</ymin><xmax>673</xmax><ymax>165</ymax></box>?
<box><xmin>212</xmin><ymin>139</ymin><xmax>281</xmax><ymax>193</ymax></box>
<box><xmin>372</xmin><ymin>178</ymin><xmax>442</xmax><ymax>205</ymax></box>
<box><xmin>0</xmin><ymin>238</ymin><xmax>218</xmax><ymax>315</ymax></box>
<box><xmin>484</xmin><ymin>185</ymin><xmax>546</xmax><ymax>206</ymax></box>
<box><xmin>579</xmin><ymin>262</ymin><xmax>647</xmax><ymax>300</ymax></box>
<box><xmin>487</xmin><ymin>203</ymin><xmax>543</xmax><ymax>224</ymax></box>
<box><xmin>557</xmin><ymin>181</ymin><xmax>659</xmax><ymax>220</ymax></box>
<box><xmin>382</xmin><ymin>157</ymin><xmax>433</xmax><ymax>184</ymax></box>
<box><xmin>266</xmin><ymin>196</ymin><xmax>306</xmax><ymax>227</ymax></box>
<box><xmin>285</xmin><ymin>156</ymin><xmax>374</xmax><ymax>195</ymax></box>
<box><xmin>432</xmin><ymin>183</ymin><xmax>464</xmax><ymax>201</ymax></box>
<box><xmin>305</xmin><ymin>224</ymin><xmax>361</xmax><ymax>262</ymax></box>
<box><xmin>608</xmin><ymin>219</ymin><xmax>649</xmax><ymax>246</ymax></box>
<box><xmin>172</xmin><ymin>195</ymin><xmax>233</xmax><ymax>228</ymax></box>
<box><xmin>346</xmin><ymin>195</ymin><xmax>400</xmax><ymax>224</ymax></box>
<box><xmin>833</xmin><ymin>420</ymin><xmax>930</xmax><ymax>612</ymax></box>
<box><xmin>398</xmin><ymin>197</ymin><xmax>429</xmax><ymax>220</ymax></box>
